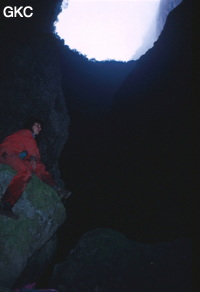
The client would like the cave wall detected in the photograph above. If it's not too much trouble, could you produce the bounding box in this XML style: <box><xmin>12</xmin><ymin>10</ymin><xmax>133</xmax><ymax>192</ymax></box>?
<box><xmin>0</xmin><ymin>0</ymin><xmax>70</xmax><ymax>184</ymax></box>
<box><xmin>156</xmin><ymin>0</ymin><xmax>183</xmax><ymax>37</ymax></box>
<box><xmin>108</xmin><ymin>0</ymin><xmax>193</xmax><ymax>237</ymax></box>
<box><xmin>112</xmin><ymin>0</ymin><xmax>192</xmax><ymax>156</ymax></box>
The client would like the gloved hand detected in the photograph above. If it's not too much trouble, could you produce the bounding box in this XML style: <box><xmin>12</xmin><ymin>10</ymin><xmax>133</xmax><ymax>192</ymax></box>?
<box><xmin>19</xmin><ymin>151</ymin><xmax>28</xmax><ymax>159</ymax></box>
<box><xmin>30</xmin><ymin>156</ymin><xmax>37</xmax><ymax>170</ymax></box>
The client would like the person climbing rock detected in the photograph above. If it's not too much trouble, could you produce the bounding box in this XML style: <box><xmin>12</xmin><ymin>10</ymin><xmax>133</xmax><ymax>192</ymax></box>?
<box><xmin>0</xmin><ymin>118</ymin><xmax>71</xmax><ymax>219</ymax></box>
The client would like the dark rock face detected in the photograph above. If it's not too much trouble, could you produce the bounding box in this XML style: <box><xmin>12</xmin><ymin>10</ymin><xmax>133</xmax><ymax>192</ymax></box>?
<box><xmin>60</xmin><ymin>49</ymin><xmax>136</xmax><ymax>114</ymax></box>
<box><xmin>112</xmin><ymin>0</ymin><xmax>192</xmax><ymax>112</ymax></box>
<box><xmin>156</xmin><ymin>0</ymin><xmax>183</xmax><ymax>36</ymax></box>
<box><xmin>131</xmin><ymin>0</ymin><xmax>183</xmax><ymax>60</ymax></box>
<box><xmin>51</xmin><ymin>228</ymin><xmax>192</xmax><ymax>292</ymax></box>
<box><xmin>0</xmin><ymin>164</ymin><xmax>66</xmax><ymax>288</ymax></box>
<box><xmin>107</xmin><ymin>0</ymin><xmax>193</xmax><ymax>238</ymax></box>
<box><xmin>14</xmin><ymin>234</ymin><xmax>57</xmax><ymax>289</ymax></box>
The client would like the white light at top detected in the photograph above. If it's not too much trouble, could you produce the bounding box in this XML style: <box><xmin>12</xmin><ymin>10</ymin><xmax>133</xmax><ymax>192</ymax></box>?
<box><xmin>56</xmin><ymin>0</ymin><xmax>161</xmax><ymax>62</ymax></box>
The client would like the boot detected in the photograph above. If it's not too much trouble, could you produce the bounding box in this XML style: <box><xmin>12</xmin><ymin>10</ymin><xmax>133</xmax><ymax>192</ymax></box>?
<box><xmin>0</xmin><ymin>201</ymin><xmax>19</xmax><ymax>219</ymax></box>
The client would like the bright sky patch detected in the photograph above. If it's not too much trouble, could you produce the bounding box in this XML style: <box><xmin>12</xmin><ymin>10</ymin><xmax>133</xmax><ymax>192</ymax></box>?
<box><xmin>56</xmin><ymin>0</ymin><xmax>160</xmax><ymax>62</ymax></box>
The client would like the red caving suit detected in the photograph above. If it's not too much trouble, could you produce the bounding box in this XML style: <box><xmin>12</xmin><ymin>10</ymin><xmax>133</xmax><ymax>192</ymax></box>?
<box><xmin>0</xmin><ymin>129</ymin><xmax>55</xmax><ymax>206</ymax></box>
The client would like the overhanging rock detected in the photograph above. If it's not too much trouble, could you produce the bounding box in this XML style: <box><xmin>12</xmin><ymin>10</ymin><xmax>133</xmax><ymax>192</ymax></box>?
<box><xmin>0</xmin><ymin>164</ymin><xmax>66</xmax><ymax>288</ymax></box>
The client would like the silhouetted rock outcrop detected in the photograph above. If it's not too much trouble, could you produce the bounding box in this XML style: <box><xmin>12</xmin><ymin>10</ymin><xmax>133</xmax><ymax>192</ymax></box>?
<box><xmin>157</xmin><ymin>0</ymin><xmax>183</xmax><ymax>36</ymax></box>
<box><xmin>112</xmin><ymin>0</ymin><xmax>192</xmax><ymax>113</ymax></box>
<box><xmin>60</xmin><ymin>48</ymin><xmax>136</xmax><ymax>113</ymax></box>
<box><xmin>0</xmin><ymin>164</ymin><xmax>66</xmax><ymax>288</ymax></box>
<box><xmin>51</xmin><ymin>228</ymin><xmax>192</xmax><ymax>292</ymax></box>
<box><xmin>104</xmin><ymin>0</ymin><xmax>193</xmax><ymax>239</ymax></box>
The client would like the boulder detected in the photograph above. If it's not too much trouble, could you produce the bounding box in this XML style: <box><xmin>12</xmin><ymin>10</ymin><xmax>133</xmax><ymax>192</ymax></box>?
<box><xmin>0</xmin><ymin>164</ymin><xmax>66</xmax><ymax>288</ymax></box>
<box><xmin>51</xmin><ymin>228</ymin><xmax>192</xmax><ymax>292</ymax></box>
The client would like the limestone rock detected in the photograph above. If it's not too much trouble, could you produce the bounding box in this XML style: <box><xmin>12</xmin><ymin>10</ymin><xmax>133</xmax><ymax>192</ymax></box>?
<box><xmin>0</xmin><ymin>164</ymin><xmax>66</xmax><ymax>288</ymax></box>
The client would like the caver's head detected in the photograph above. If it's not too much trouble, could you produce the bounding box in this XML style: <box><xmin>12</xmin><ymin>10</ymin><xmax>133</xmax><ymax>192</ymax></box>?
<box><xmin>25</xmin><ymin>118</ymin><xmax>43</xmax><ymax>136</ymax></box>
<box><xmin>32</xmin><ymin>121</ymin><xmax>42</xmax><ymax>136</ymax></box>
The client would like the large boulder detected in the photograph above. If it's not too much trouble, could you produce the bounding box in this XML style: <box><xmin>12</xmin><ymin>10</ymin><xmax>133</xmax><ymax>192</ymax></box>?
<box><xmin>0</xmin><ymin>164</ymin><xmax>66</xmax><ymax>288</ymax></box>
<box><xmin>51</xmin><ymin>228</ymin><xmax>192</xmax><ymax>292</ymax></box>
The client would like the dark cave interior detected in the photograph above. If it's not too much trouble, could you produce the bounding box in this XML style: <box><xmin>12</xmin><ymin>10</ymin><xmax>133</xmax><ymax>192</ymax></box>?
<box><xmin>0</xmin><ymin>0</ymin><xmax>194</xmax><ymax>290</ymax></box>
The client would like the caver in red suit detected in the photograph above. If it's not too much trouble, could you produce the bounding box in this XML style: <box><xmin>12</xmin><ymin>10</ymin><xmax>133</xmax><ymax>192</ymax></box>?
<box><xmin>0</xmin><ymin>129</ymin><xmax>55</xmax><ymax>207</ymax></box>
